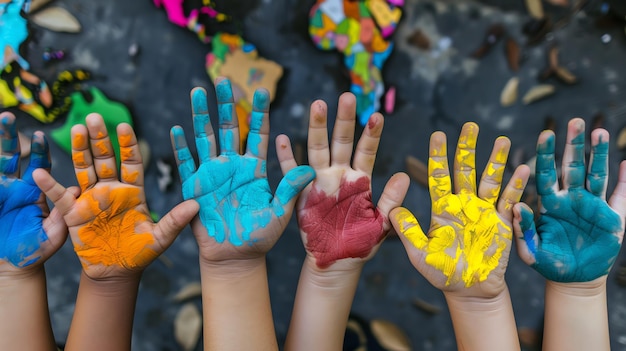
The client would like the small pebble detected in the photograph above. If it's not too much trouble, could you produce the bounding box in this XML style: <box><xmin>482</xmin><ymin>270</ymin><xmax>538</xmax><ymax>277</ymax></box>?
<box><xmin>601</xmin><ymin>33</ymin><xmax>611</xmax><ymax>44</ymax></box>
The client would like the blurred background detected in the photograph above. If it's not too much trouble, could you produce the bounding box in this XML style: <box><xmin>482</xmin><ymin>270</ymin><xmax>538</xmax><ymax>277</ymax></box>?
<box><xmin>3</xmin><ymin>0</ymin><xmax>626</xmax><ymax>349</ymax></box>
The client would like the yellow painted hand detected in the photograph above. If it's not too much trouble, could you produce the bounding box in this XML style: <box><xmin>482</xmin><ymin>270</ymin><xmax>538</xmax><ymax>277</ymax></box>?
<box><xmin>391</xmin><ymin>123</ymin><xmax>529</xmax><ymax>297</ymax></box>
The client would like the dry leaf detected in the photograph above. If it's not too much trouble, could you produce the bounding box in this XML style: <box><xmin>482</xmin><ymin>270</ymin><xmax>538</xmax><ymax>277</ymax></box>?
<box><xmin>175</xmin><ymin>303</ymin><xmax>202</xmax><ymax>351</ymax></box>
<box><xmin>413</xmin><ymin>298</ymin><xmax>441</xmax><ymax>315</ymax></box>
<box><xmin>370</xmin><ymin>319</ymin><xmax>411</xmax><ymax>351</ymax></box>
<box><xmin>405</xmin><ymin>155</ymin><xmax>428</xmax><ymax>187</ymax></box>
<box><xmin>546</xmin><ymin>0</ymin><xmax>569</xmax><ymax>6</ymax></box>
<box><xmin>518</xmin><ymin>327</ymin><xmax>540</xmax><ymax>347</ymax></box>
<box><xmin>407</xmin><ymin>29</ymin><xmax>431</xmax><ymax>50</ymax></box>
<box><xmin>522</xmin><ymin>84</ymin><xmax>555</xmax><ymax>105</ymax></box>
<box><xmin>172</xmin><ymin>282</ymin><xmax>202</xmax><ymax>302</ymax></box>
<box><xmin>29</xmin><ymin>0</ymin><xmax>52</xmax><ymax>12</ymax></box>
<box><xmin>500</xmin><ymin>77</ymin><xmax>519</xmax><ymax>107</ymax></box>
<box><xmin>617</xmin><ymin>127</ymin><xmax>626</xmax><ymax>150</ymax></box>
<box><xmin>525</xmin><ymin>0</ymin><xmax>545</xmax><ymax>19</ymax></box>
<box><xmin>31</xmin><ymin>6</ymin><xmax>81</xmax><ymax>33</ymax></box>
<box><xmin>505</xmin><ymin>38</ymin><xmax>520</xmax><ymax>71</ymax></box>
<box><xmin>554</xmin><ymin>66</ymin><xmax>577</xmax><ymax>84</ymax></box>
<box><xmin>346</xmin><ymin>319</ymin><xmax>368</xmax><ymax>349</ymax></box>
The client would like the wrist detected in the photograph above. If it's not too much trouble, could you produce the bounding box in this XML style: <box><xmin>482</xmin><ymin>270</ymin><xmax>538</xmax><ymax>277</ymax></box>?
<box><xmin>444</xmin><ymin>286</ymin><xmax>512</xmax><ymax>313</ymax></box>
<box><xmin>545</xmin><ymin>276</ymin><xmax>607</xmax><ymax>298</ymax></box>
<box><xmin>0</xmin><ymin>266</ymin><xmax>45</xmax><ymax>288</ymax></box>
<box><xmin>301</xmin><ymin>255</ymin><xmax>364</xmax><ymax>289</ymax></box>
<box><xmin>79</xmin><ymin>271</ymin><xmax>141</xmax><ymax>297</ymax></box>
<box><xmin>199</xmin><ymin>256</ymin><xmax>267</xmax><ymax>280</ymax></box>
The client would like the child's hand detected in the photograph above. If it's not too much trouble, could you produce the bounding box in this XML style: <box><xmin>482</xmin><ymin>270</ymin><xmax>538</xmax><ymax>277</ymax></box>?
<box><xmin>0</xmin><ymin>112</ymin><xmax>71</xmax><ymax>276</ymax></box>
<box><xmin>391</xmin><ymin>122</ymin><xmax>529</xmax><ymax>298</ymax></box>
<box><xmin>170</xmin><ymin>80</ymin><xmax>315</xmax><ymax>264</ymax></box>
<box><xmin>514</xmin><ymin>118</ymin><xmax>626</xmax><ymax>283</ymax></box>
<box><xmin>33</xmin><ymin>114</ymin><xmax>198</xmax><ymax>280</ymax></box>
<box><xmin>281</xmin><ymin>93</ymin><xmax>408</xmax><ymax>270</ymax></box>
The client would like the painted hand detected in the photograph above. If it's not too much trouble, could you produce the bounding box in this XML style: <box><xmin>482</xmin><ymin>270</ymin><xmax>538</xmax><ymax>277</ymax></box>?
<box><xmin>391</xmin><ymin>123</ymin><xmax>530</xmax><ymax>297</ymax></box>
<box><xmin>33</xmin><ymin>114</ymin><xmax>198</xmax><ymax>280</ymax></box>
<box><xmin>281</xmin><ymin>93</ymin><xmax>408</xmax><ymax>270</ymax></box>
<box><xmin>0</xmin><ymin>112</ymin><xmax>70</xmax><ymax>275</ymax></box>
<box><xmin>514</xmin><ymin>118</ymin><xmax>626</xmax><ymax>283</ymax></box>
<box><xmin>171</xmin><ymin>79</ymin><xmax>315</xmax><ymax>262</ymax></box>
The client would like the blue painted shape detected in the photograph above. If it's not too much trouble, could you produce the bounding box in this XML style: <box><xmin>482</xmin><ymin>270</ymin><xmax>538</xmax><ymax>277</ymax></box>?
<box><xmin>588</xmin><ymin>137</ymin><xmax>608</xmax><ymax>196</ymax></box>
<box><xmin>519</xmin><ymin>206</ymin><xmax>537</xmax><ymax>257</ymax></box>
<box><xmin>247</xmin><ymin>89</ymin><xmax>268</xmax><ymax>157</ymax></box>
<box><xmin>191</xmin><ymin>88</ymin><xmax>212</xmax><ymax>164</ymax></box>
<box><xmin>0</xmin><ymin>0</ymin><xmax>30</xmax><ymax>70</ymax></box>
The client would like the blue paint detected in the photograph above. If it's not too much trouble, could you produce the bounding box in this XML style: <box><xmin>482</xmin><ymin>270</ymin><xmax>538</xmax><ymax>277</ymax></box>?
<box><xmin>172</xmin><ymin>127</ymin><xmax>196</xmax><ymax>180</ymax></box>
<box><xmin>536</xmin><ymin>134</ymin><xmax>557</xmax><ymax>196</ymax></box>
<box><xmin>588</xmin><ymin>137</ymin><xmax>608</xmax><ymax>196</ymax></box>
<box><xmin>23</xmin><ymin>133</ymin><xmax>50</xmax><ymax>184</ymax></box>
<box><xmin>192</xmin><ymin>89</ymin><xmax>212</xmax><ymax>164</ymax></box>
<box><xmin>0</xmin><ymin>0</ymin><xmax>30</xmax><ymax>70</ymax></box>
<box><xmin>519</xmin><ymin>207</ymin><xmax>537</xmax><ymax>257</ymax></box>
<box><xmin>565</xmin><ymin>133</ymin><xmax>585</xmax><ymax>189</ymax></box>
<box><xmin>247</xmin><ymin>89</ymin><xmax>268</xmax><ymax>157</ymax></box>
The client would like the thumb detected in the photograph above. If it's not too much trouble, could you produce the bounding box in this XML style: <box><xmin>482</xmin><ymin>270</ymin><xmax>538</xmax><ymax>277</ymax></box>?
<box><xmin>272</xmin><ymin>165</ymin><xmax>315</xmax><ymax>218</ymax></box>
<box><xmin>513</xmin><ymin>202</ymin><xmax>538</xmax><ymax>266</ymax></box>
<box><xmin>154</xmin><ymin>200</ymin><xmax>200</xmax><ymax>248</ymax></box>
<box><xmin>390</xmin><ymin>207</ymin><xmax>428</xmax><ymax>265</ymax></box>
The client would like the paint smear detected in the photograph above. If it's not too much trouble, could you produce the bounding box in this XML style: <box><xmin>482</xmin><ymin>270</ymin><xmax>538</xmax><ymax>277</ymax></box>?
<box><xmin>300</xmin><ymin>176</ymin><xmax>384</xmax><ymax>269</ymax></box>
<box><xmin>73</xmin><ymin>186</ymin><xmax>157</xmax><ymax>269</ymax></box>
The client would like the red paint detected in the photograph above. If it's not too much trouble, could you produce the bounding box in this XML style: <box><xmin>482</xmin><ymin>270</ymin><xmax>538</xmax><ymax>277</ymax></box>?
<box><xmin>300</xmin><ymin>176</ymin><xmax>385</xmax><ymax>268</ymax></box>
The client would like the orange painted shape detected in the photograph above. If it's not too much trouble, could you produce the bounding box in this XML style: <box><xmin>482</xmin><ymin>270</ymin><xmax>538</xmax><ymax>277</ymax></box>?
<box><xmin>120</xmin><ymin>146</ymin><xmax>133</xmax><ymax>161</ymax></box>
<box><xmin>100</xmin><ymin>164</ymin><xmax>115</xmax><ymax>178</ymax></box>
<box><xmin>121</xmin><ymin>165</ymin><xmax>139</xmax><ymax>183</ymax></box>
<box><xmin>72</xmin><ymin>133</ymin><xmax>86</xmax><ymax>149</ymax></box>
<box><xmin>72</xmin><ymin>151</ymin><xmax>86</xmax><ymax>167</ymax></box>
<box><xmin>74</xmin><ymin>186</ymin><xmax>156</xmax><ymax>269</ymax></box>
<box><xmin>118</xmin><ymin>133</ymin><xmax>133</xmax><ymax>147</ymax></box>
<box><xmin>94</xmin><ymin>140</ymin><xmax>110</xmax><ymax>156</ymax></box>
<box><xmin>76</xmin><ymin>170</ymin><xmax>90</xmax><ymax>190</ymax></box>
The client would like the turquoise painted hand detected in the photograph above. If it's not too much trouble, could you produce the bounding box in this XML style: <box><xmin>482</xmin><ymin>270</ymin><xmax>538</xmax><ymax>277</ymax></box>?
<box><xmin>171</xmin><ymin>80</ymin><xmax>315</xmax><ymax>246</ymax></box>
<box><xmin>517</xmin><ymin>122</ymin><xmax>625</xmax><ymax>283</ymax></box>
<box><xmin>0</xmin><ymin>115</ymin><xmax>51</xmax><ymax>267</ymax></box>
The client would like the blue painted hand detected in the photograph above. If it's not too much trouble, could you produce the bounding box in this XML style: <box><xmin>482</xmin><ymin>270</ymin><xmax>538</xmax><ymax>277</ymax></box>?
<box><xmin>514</xmin><ymin>118</ymin><xmax>626</xmax><ymax>283</ymax></box>
<box><xmin>0</xmin><ymin>113</ymin><xmax>54</xmax><ymax>269</ymax></box>
<box><xmin>171</xmin><ymin>79</ymin><xmax>315</xmax><ymax>253</ymax></box>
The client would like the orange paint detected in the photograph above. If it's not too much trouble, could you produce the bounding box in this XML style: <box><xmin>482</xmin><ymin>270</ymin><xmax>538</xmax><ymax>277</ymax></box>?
<box><xmin>72</xmin><ymin>133</ymin><xmax>86</xmax><ymax>149</ymax></box>
<box><xmin>118</xmin><ymin>133</ymin><xmax>132</xmax><ymax>147</ymax></box>
<box><xmin>96</xmin><ymin>131</ymin><xmax>105</xmax><ymax>139</ymax></box>
<box><xmin>100</xmin><ymin>164</ymin><xmax>115</xmax><ymax>178</ymax></box>
<box><xmin>72</xmin><ymin>151</ymin><xmax>86</xmax><ymax>167</ymax></box>
<box><xmin>76</xmin><ymin>170</ymin><xmax>90</xmax><ymax>190</ymax></box>
<box><xmin>94</xmin><ymin>140</ymin><xmax>110</xmax><ymax>156</ymax></box>
<box><xmin>121</xmin><ymin>165</ymin><xmax>139</xmax><ymax>183</ymax></box>
<box><xmin>120</xmin><ymin>146</ymin><xmax>133</xmax><ymax>161</ymax></box>
<box><xmin>73</xmin><ymin>186</ymin><xmax>156</xmax><ymax>269</ymax></box>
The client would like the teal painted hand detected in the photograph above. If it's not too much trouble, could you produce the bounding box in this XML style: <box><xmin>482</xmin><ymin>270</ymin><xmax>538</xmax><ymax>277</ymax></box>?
<box><xmin>171</xmin><ymin>80</ymin><xmax>315</xmax><ymax>260</ymax></box>
<box><xmin>0</xmin><ymin>113</ymin><xmax>70</xmax><ymax>273</ymax></box>
<box><xmin>514</xmin><ymin>119</ymin><xmax>626</xmax><ymax>283</ymax></box>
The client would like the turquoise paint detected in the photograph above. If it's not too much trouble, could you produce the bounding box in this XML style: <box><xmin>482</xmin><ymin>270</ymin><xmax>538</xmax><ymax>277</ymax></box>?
<box><xmin>192</xmin><ymin>89</ymin><xmax>212</xmax><ymax>164</ymax></box>
<box><xmin>588</xmin><ymin>137</ymin><xmax>608</xmax><ymax>196</ymax></box>
<box><xmin>247</xmin><ymin>89</ymin><xmax>268</xmax><ymax>157</ymax></box>
<box><xmin>0</xmin><ymin>0</ymin><xmax>30</xmax><ymax>70</ymax></box>
<box><xmin>172</xmin><ymin>127</ymin><xmax>195</xmax><ymax>180</ymax></box>
<box><xmin>536</xmin><ymin>134</ymin><xmax>556</xmax><ymax>196</ymax></box>
<box><xmin>565</xmin><ymin>133</ymin><xmax>585</xmax><ymax>188</ymax></box>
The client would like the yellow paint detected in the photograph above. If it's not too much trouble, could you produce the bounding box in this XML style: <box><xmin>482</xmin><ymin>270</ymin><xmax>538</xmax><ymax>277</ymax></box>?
<box><xmin>428</xmin><ymin>142</ymin><xmax>451</xmax><ymax>199</ymax></box>
<box><xmin>456</xmin><ymin>126</ymin><xmax>477</xmax><ymax>193</ymax></box>
<box><xmin>395</xmin><ymin>194</ymin><xmax>511</xmax><ymax>287</ymax></box>
<box><xmin>483</xmin><ymin>146</ymin><xmax>508</xmax><ymax>204</ymax></box>
<box><xmin>121</xmin><ymin>165</ymin><xmax>139</xmax><ymax>183</ymax></box>
<box><xmin>73</xmin><ymin>186</ymin><xmax>156</xmax><ymax>269</ymax></box>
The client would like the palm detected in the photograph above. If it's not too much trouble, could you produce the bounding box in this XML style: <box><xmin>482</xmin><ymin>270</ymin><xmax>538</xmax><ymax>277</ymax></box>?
<box><xmin>532</xmin><ymin>190</ymin><xmax>621</xmax><ymax>282</ymax></box>
<box><xmin>61</xmin><ymin>182</ymin><xmax>159</xmax><ymax>279</ymax></box>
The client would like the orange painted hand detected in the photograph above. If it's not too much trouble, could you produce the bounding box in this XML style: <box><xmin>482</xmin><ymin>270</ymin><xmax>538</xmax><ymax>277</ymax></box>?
<box><xmin>33</xmin><ymin>114</ymin><xmax>199</xmax><ymax>279</ymax></box>
<box><xmin>390</xmin><ymin>123</ymin><xmax>530</xmax><ymax>297</ymax></box>
<box><xmin>279</xmin><ymin>93</ymin><xmax>409</xmax><ymax>270</ymax></box>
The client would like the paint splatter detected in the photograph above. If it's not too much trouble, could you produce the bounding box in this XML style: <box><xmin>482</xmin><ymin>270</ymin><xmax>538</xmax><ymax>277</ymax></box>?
<box><xmin>309</xmin><ymin>0</ymin><xmax>403</xmax><ymax>125</ymax></box>
<box><xmin>73</xmin><ymin>186</ymin><xmax>158</xmax><ymax>270</ymax></box>
<box><xmin>299</xmin><ymin>176</ymin><xmax>385</xmax><ymax>269</ymax></box>
<box><xmin>521</xmin><ymin>135</ymin><xmax>622</xmax><ymax>282</ymax></box>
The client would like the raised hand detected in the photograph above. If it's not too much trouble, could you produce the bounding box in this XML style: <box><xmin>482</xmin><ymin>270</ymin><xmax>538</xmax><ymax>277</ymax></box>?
<box><xmin>0</xmin><ymin>112</ymin><xmax>70</xmax><ymax>274</ymax></box>
<box><xmin>391</xmin><ymin>122</ymin><xmax>530</xmax><ymax>297</ymax></box>
<box><xmin>514</xmin><ymin>118</ymin><xmax>626</xmax><ymax>283</ymax></box>
<box><xmin>280</xmin><ymin>93</ymin><xmax>409</xmax><ymax>270</ymax></box>
<box><xmin>170</xmin><ymin>79</ymin><xmax>315</xmax><ymax>262</ymax></box>
<box><xmin>33</xmin><ymin>114</ymin><xmax>198</xmax><ymax>280</ymax></box>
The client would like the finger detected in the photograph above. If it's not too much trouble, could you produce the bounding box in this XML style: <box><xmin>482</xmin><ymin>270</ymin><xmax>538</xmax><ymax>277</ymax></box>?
<box><xmin>353</xmin><ymin>112</ymin><xmax>383</xmax><ymax>175</ymax></box>
<box><xmin>390</xmin><ymin>207</ymin><xmax>428</xmax><ymax>263</ymax></box>
<box><xmin>246</xmin><ymin>88</ymin><xmax>270</xmax><ymax>160</ymax></box>
<box><xmin>23</xmin><ymin>131</ymin><xmax>51</xmax><ymax>185</ymax></box>
<box><xmin>497</xmin><ymin>164</ymin><xmax>530</xmax><ymax>222</ymax></box>
<box><xmin>71</xmin><ymin>124</ymin><xmax>97</xmax><ymax>191</ymax></box>
<box><xmin>478</xmin><ymin>136</ymin><xmax>510</xmax><ymax>205</ymax></box>
<box><xmin>276</xmin><ymin>134</ymin><xmax>298</xmax><ymax>174</ymax></box>
<box><xmin>376</xmin><ymin>173</ymin><xmax>410</xmax><ymax>231</ymax></box>
<box><xmin>535</xmin><ymin>130</ymin><xmax>559</xmax><ymax>196</ymax></box>
<box><xmin>609</xmin><ymin>161</ymin><xmax>626</xmax><ymax>220</ymax></box>
<box><xmin>307</xmin><ymin>100</ymin><xmax>330</xmax><ymax>169</ymax></box>
<box><xmin>428</xmin><ymin>131</ymin><xmax>452</xmax><ymax>203</ymax></box>
<box><xmin>330</xmin><ymin>92</ymin><xmax>356</xmax><ymax>167</ymax></box>
<box><xmin>215</xmin><ymin>78</ymin><xmax>240</xmax><ymax>155</ymax></box>
<box><xmin>562</xmin><ymin>118</ymin><xmax>586</xmax><ymax>190</ymax></box>
<box><xmin>154</xmin><ymin>200</ymin><xmax>200</xmax><ymax>249</ymax></box>
<box><xmin>513</xmin><ymin>203</ymin><xmax>538</xmax><ymax>266</ymax></box>
<box><xmin>117</xmin><ymin>123</ymin><xmax>144</xmax><ymax>186</ymax></box>
<box><xmin>33</xmin><ymin>168</ymin><xmax>76</xmax><ymax>216</ymax></box>
<box><xmin>587</xmin><ymin>128</ymin><xmax>609</xmax><ymax>199</ymax></box>
<box><xmin>0</xmin><ymin>112</ymin><xmax>20</xmax><ymax>176</ymax></box>
<box><xmin>86</xmin><ymin>113</ymin><xmax>118</xmax><ymax>182</ymax></box>
<box><xmin>191</xmin><ymin>87</ymin><xmax>217</xmax><ymax>163</ymax></box>
<box><xmin>454</xmin><ymin>122</ymin><xmax>479</xmax><ymax>194</ymax></box>
<box><xmin>272</xmin><ymin>165</ymin><xmax>316</xmax><ymax>217</ymax></box>
<box><xmin>170</xmin><ymin>126</ymin><xmax>196</xmax><ymax>182</ymax></box>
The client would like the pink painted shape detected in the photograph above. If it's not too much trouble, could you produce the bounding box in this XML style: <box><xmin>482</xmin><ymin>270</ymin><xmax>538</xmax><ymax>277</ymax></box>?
<box><xmin>388</xmin><ymin>0</ymin><xmax>405</xmax><ymax>6</ymax></box>
<box><xmin>301</xmin><ymin>176</ymin><xmax>385</xmax><ymax>269</ymax></box>
<box><xmin>153</xmin><ymin>0</ymin><xmax>188</xmax><ymax>27</ymax></box>
<box><xmin>384</xmin><ymin>86</ymin><xmax>396</xmax><ymax>114</ymax></box>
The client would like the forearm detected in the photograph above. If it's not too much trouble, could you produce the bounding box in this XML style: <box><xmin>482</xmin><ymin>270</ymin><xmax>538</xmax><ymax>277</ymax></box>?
<box><xmin>285</xmin><ymin>257</ymin><xmax>363</xmax><ymax>351</ymax></box>
<box><xmin>65</xmin><ymin>271</ymin><xmax>140</xmax><ymax>351</ymax></box>
<box><xmin>445</xmin><ymin>287</ymin><xmax>520</xmax><ymax>351</ymax></box>
<box><xmin>543</xmin><ymin>278</ymin><xmax>609</xmax><ymax>351</ymax></box>
<box><xmin>200</xmin><ymin>257</ymin><xmax>277</xmax><ymax>351</ymax></box>
<box><xmin>0</xmin><ymin>268</ymin><xmax>57</xmax><ymax>351</ymax></box>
